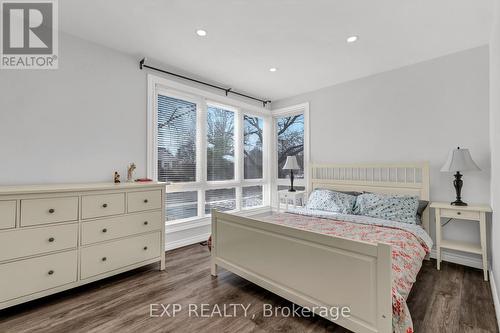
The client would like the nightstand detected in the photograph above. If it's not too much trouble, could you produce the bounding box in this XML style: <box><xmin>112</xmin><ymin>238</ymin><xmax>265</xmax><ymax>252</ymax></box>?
<box><xmin>277</xmin><ymin>190</ymin><xmax>306</xmax><ymax>212</ymax></box>
<box><xmin>430</xmin><ymin>202</ymin><xmax>492</xmax><ymax>281</ymax></box>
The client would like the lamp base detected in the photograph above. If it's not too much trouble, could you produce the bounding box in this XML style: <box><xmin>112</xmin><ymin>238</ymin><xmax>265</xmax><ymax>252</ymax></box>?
<box><xmin>288</xmin><ymin>188</ymin><xmax>296</xmax><ymax>192</ymax></box>
<box><xmin>451</xmin><ymin>172</ymin><xmax>467</xmax><ymax>206</ymax></box>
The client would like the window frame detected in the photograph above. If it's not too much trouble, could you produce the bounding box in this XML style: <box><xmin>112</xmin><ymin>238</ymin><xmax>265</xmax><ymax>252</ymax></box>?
<box><xmin>271</xmin><ymin>103</ymin><xmax>310</xmax><ymax>208</ymax></box>
<box><xmin>147</xmin><ymin>75</ymin><xmax>271</xmax><ymax>224</ymax></box>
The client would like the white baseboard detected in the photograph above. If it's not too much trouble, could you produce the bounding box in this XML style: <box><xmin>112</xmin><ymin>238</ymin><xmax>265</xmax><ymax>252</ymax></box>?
<box><xmin>490</xmin><ymin>271</ymin><xmax>500</xmax><ymax>330</ymax></box>
<box><xmin>165</xmin><ymin>206</ymin><xmax>272</xmax><ymax>251</ymax></box>
<box><xmin>429</xmin><ymin>248</ymin><xmax>483</xmax><ymax>269</ymax></box>
<box><xmin>165</xmin><ymin>232</ymin><xmax>211</xmax><ymax>251</ymax></box>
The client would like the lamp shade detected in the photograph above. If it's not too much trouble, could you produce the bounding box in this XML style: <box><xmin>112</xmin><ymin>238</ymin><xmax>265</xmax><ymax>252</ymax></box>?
<box><xmin>283</xmin><ymin>156</ymin><xmax>300</xmax><ymax>170</ymax></box>
<box><xmin>440</xmin><ymin>147</ymin><xmax>481</xmax><ymax>172</ymax></box>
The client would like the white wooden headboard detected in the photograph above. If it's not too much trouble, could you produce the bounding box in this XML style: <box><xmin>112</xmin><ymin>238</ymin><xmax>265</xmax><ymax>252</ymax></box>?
<box><xmin>309</xmin><ymin>162</ymin><xmax>430</xmax><ymax>233</ymax></box>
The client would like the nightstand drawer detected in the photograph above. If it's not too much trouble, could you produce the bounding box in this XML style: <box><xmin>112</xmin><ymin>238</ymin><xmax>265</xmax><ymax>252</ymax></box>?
<box><xmin>440</xmin><ymin>209</ymin><xmax>480</xmax><ymax>220</ymax></box>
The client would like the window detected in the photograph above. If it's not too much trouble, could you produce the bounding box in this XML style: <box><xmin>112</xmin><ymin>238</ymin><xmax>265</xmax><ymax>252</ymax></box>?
<box><xmin>205</xmin><ymin>188</ymin><xmax>236</xmax><ymax>213</ymax></box>
<box><xmin>242</xmin><ymin>185</ymin><xmax>263</xmax><ymax>208</ymax></box>
<box><xmin>277</xmin><ymin>114</ymin><xmax>304</xmax><ymax>179</ymax></box>
<box><xmin>150</xmin><ymin>78</ymin><xmax>270</xmax><ymax>223</ymax></box>
<box><xmin>157</xmin><ymin>94</ymin><xmax>197</xmax><ymax>183</ymax></box>
<box><xmin>207</xmin><ymin>105</ymin><xmax>235</xmax><ymax>181</ymax></box>
<box><xmin>273</xmin><ymin>103</ymin><xmax>309</xmax><ymax>209</ymax></box>
<box><xmin>244</xmin><ymin>116</ymin><xmax>263</xmax><ymax>179</ymax></box>
<box><xmin>166</xmin><ymin>191</ymin><xmax>198</xmax><ymax>221</ymax></box>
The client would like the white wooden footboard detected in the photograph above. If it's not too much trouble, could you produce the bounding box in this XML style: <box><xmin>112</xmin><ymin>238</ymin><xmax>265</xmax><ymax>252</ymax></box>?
<box><xmin>211</xmin><ymin>210</ymin><xmax>392</xmax><ymax>333</ymax></box>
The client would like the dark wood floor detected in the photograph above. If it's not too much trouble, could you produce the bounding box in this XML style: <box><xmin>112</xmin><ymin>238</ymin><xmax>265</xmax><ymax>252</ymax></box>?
<box><xmin>0</xmin><ymin>244</ymin><xmax>498</xmax><ymax>333</ymax></box>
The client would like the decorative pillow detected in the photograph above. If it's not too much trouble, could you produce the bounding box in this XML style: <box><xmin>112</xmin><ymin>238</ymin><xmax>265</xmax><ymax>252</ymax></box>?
<box><xmin>354</xmin><ymin>193</ymin><xmax>419</xmax><ymax>224</ymax></box>
<box><xmin>305</xmin><ymin>189</ymin><xmax>357</xmax><ymax>214</ymax></box>
<box><xmin>416</xmin><ymin>200</ymin><xmax>429</xmax><ymax>224</ymax></box>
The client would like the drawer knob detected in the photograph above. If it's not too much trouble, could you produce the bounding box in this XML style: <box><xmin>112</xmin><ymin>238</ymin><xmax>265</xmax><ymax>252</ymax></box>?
<box><xmin>102</xmin><ymin>228</ymin><xmax>107</xmax><ymax>233</ymax></box>
<box><xmin>457</xmin><ymin>212</ymin><xmax>462</xmax><ymax>215</ymax></box>
<box><xmin>102</xmin><ymin>257</ymin><xmax>107</xmax><ymax>262</ymax></box>
<box><xmin>102</xmin><ymin>203</ymin><xmax>108</xmax><ymax>208</ymax></box>
<box><xmin>143</xmin><ymin>221</ymin><xmax>148</xmax><ymax>226</ymax></box>
<box><xmin>143</xmin><ymin>246</ymin><xmax>148</xmax><ymax>250</ymax></box>
<box><xmin>144</xmin><ymin>199</ymin><xmax>149</xmax><ymax>203</ymax></box>
<box><xmin>48</xmin><ymin>208</ymin><xmax>55</xmax><ymax>214</ymax></box>
<box><xmin>48</xmin><ymin>270</ymin><xmax>54</xmax><ymax>275</ymax></box>
<box><xmin>48</xmin><ymin>237</ymin><xmax>55</xmax><ymax>243</ymax></box>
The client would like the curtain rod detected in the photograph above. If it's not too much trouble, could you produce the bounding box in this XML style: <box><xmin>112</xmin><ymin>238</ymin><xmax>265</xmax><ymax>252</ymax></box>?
<box><xmin>139</xmin><ymin>58</ymin><xmax>271</xmax><ymax>107</ymax></box>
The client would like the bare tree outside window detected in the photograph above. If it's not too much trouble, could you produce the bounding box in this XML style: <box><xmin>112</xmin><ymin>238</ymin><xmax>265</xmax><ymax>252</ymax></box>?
<box><xmin>207</xmin><ymin>106</ymin><xmax>235</xmax><ymax>181</ymax></box>
<box><xmin>277</xmin><ymin>114</ymin><xmax>304</xmax><ymax>178</ymax></box>
<box><xmin>244</xmin><ymin>115</ymin><xmax>263</xmax><ymax>179</ymax></box>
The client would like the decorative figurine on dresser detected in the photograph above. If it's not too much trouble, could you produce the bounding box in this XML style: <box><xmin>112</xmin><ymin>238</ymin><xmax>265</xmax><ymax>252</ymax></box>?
<box><xmin>113</xmin><ymin>171</ymin><xmax>121</xmax><ymax>183</ymax></box>
<box><xmin>0</xmin><ymin>181</ymin><xmax>166</xmax><ymax>310</ymax></box>
<box><xmin>127</xmin><ymin>163</ymin><xmax>137</xmax><ymax>182</ymax></box>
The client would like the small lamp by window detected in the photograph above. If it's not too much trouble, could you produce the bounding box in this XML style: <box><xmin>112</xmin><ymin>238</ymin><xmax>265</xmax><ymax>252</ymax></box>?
<box><xmin>283</xmin><ymin>156</ymin><xmax>300</xmax><ymax>192</ymax></box>
<box><xmin>440</xmin><ymin>147</ymin><xmax>480</xmax><ymax>206</ymax></box>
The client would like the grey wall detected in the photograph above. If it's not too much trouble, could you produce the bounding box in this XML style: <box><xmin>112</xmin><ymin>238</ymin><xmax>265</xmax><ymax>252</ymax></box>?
<box><xmin>0</xmin><ymin>33</ymin><xmax>147</xmax><ymax>184</ymax></box>
<box><xmin>273</xmin><ymin>46</ymin><xmax>491</xmax><ymax>251</ymax></box>
<box><xmin>490</xmin><ymin>1</ymin><xmax>500</xmax><ymax>302</ymax></box>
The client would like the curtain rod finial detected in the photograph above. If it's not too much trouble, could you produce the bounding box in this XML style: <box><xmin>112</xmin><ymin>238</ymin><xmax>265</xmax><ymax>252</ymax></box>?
<box><xmin>139</xmin><ymin>58</ymin><xmax>146</xmax><ymax>70</ymax></box>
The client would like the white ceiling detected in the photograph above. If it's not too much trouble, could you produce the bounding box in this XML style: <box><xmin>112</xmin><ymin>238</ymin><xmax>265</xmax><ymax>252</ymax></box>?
<box><xmin>61</xmin><ymin>0</ymin><xmax>494</xmax><ymax>101</ymax></box>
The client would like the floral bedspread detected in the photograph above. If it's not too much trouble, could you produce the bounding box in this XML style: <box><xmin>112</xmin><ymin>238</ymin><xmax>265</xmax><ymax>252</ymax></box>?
<box><xmin>260</xmin><ymin>209</ymin><xmax>433</xmax><ymax>333</ymax></box>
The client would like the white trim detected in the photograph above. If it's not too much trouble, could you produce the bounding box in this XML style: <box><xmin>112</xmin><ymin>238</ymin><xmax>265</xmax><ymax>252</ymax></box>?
<box><xmin>270</xmin><ymin>103</ymin><xmax>310</xmax><ymax>208</ymax></box>
<box><xmin>489</xmin><ymin>270</ymin><xmax>500</xmax><ymax>330</ymax></box>
<box><xmin>429</xmin><ymin>248</ymin><xmax>483</xmax><ymax>269</ymax></box>
<box><xmin>165</xmin><ymin>206</ymin><xmax>272</xmax><ymax>250</ymax></box>
<box><xmin>165</xmin><ymin>233</ymin><xmax>211</xmax><ymax>251</ymax></box>
<box><xmin>147</xmin><ymin>74</ymin><xmax>271</xmax><ymax>227</ymax></box>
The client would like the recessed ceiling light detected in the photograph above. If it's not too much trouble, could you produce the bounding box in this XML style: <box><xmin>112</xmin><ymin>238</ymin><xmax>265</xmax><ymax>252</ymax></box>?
<box><xmin>196</xmin><ymin>29</ymin><xmax>207</xmax><ymax>37</ymax></box>
<box><xmin>269</xmin><ymin>67</ymin><xmax>277</xmax><ymax>72</ymax></box>
<box><xmin>346</xmin><ymin>35</ymin><xmax>358</xmax><ymax>43</ymax></box>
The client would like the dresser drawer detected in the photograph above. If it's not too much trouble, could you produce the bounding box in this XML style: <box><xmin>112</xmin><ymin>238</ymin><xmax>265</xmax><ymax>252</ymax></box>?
<box><xmin>82</xmin><ymin>193</ymin><xmax>125</xmax><ymax>219</ymax></box>
<box><xmin>0</xmin><ymin>224</ymin><xmax>78</xmax><ymax>262</ymax></box>
<box><xmin>127</xmin><ymin>190</ymin><xmax>162</xmax><ymax>213</ymax></box>
<box><xmin>440</xmin><ymin>208</ymin><xmax>480</xmax><ymax>220</ymax></box>
<box><xmin>80</xmin><ymin>232</ymin><xmax>160</xmax><ymax>279</ymax></box>
<box><xmin>20</xmin><ymin>197</ymin><xmax>78</xmax><ymax>227</ymax></box>
<box><xmin>0</xmin><ymin>201</ymin><xmax>16</xmax><ymax>229</ymax></box>
<box><xmin>81</xmin><ymin>211</ymin><xmax>162</xmax><ymax>245</ymax></box>
<box><xmin>0</xmin><ymin>250</ymin><xmax>77</xmax><ymax>303</ymax></box>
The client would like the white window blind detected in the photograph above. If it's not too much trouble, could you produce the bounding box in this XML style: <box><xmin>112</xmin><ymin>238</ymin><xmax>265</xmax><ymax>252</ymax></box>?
<box><xmin>244</xmin><ymin>115</ymin><xmax>263</xmax><ymax>179</ymax></box>
<box><xmin>205</xmin><ymin>188</ymin><xmax>236</xmax><ymax>213</ymax></box>
<box><xmin>207</xmin><ymin>105</ymin><xmax>235</xmax><ymax>181</ymax></box>
<box><xmin>157</xmin><ymin>94</ymin><xmax>197</xmax><ymax>183</ymax></box>
<box><xmin>166</xmin><ymin>191</ymin><xmax>198</xmax><ymax>221</ymax></box>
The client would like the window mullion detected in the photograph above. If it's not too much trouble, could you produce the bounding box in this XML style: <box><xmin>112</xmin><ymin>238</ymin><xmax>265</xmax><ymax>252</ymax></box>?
<box><xmin>236</xmin><ymin>109</ymin><xmax>243</xmax><ymax>210</ymax></box>
<box><xmin>198</xmin><ymin>98</ymin><xmax>208</xmax><ymax>217</ymax></box>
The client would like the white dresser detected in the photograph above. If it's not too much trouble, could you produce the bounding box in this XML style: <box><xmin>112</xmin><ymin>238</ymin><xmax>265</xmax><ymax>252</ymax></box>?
<box><xmin>0</xmin><ymin>182</ymin><xmax>166</xmax><ymax>310</ymax></box>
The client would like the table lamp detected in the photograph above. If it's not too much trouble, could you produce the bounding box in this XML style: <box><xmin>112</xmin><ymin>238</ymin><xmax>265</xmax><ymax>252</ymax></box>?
<box><xmin>440</xmin><ymin>147</ymin><xmax>480</xmax><ymax>206</ymax></box>
<box><xmin>283</xmin><ymin>156</ymin><xmax>299</xmax><ymax>192</ymax></box>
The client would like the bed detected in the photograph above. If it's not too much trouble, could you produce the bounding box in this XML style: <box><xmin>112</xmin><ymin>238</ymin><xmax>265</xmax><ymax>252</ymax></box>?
<box><xmin>210</xmin><ymin>162</ymin><xmax>431</xmax><ymax>333</ymax></box>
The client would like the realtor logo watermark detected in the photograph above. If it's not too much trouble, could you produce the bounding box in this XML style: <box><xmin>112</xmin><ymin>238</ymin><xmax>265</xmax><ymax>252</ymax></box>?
<box><xmin>1</xmin><ymin>0</ymin><xmax>58</xmax><ymax>69</ymax></box>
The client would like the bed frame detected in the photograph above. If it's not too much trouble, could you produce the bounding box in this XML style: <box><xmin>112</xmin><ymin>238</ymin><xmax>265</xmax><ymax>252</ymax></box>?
<box><xmin>211</xmin><ymin>162</ymin><xmax>430</xmax><ymax>333</ymax></box>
